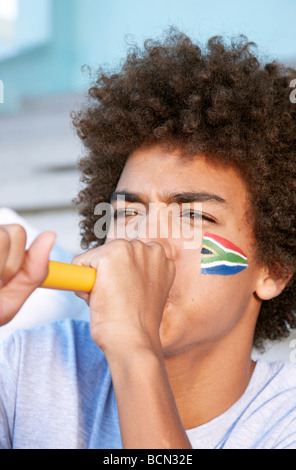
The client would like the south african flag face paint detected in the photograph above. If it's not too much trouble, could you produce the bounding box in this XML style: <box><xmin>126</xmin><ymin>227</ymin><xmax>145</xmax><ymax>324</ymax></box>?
<box><xmin>201</xmin><ymin>232</ymin><xmax>248</xmax><ymax>276</ymax></box>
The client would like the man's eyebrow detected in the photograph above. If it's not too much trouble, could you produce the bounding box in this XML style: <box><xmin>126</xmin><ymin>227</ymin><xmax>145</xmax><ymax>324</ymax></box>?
<box><xmin>110</xmin><ymin>190</ymin><xmax>226</xmax><ymax>205</ymax></box>
<box><xmin>166</xmin><ymin>192</ymin><xmax>227</xmax><ymax>205</ymax></box>
<box><xmin>110</xmin><ymin>191</ymin><xmax>146</xmax><ymax>204</ymax></box>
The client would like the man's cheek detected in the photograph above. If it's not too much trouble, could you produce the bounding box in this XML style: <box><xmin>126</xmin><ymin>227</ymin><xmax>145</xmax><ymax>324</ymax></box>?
<box><xmin>200</xmin><ymin>232</ymin><xmax>248</xmax><ymax>276</ymax></box>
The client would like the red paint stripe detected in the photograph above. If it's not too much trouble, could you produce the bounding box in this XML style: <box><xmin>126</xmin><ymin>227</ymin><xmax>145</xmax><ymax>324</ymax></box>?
<box><xmin>204</xmin><ymin>232</ymin><xmax>247</xmax><ymax>258</ymax></box>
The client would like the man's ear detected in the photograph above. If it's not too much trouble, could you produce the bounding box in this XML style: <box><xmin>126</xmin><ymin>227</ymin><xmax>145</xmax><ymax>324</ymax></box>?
<box><xmin>255</xmin><ymin>265</ymin><xmax>293</xmax><ymax>301</ymax></box>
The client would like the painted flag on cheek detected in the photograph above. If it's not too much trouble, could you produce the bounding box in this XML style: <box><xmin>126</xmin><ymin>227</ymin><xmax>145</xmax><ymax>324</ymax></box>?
<box><xmin>201</xmin><ymin>232</ymin><xmax>248</xmax><ymax>275</ymax></box>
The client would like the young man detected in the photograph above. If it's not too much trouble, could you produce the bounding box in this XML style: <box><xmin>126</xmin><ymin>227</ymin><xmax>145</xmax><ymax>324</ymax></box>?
<box><xmin>0</xmin><ymin>30</ymin><xmax>295</xmax><ymax>449</ymax></box>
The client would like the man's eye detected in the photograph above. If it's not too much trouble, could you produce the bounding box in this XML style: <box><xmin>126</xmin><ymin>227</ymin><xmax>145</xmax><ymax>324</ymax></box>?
<box><xmin>113</xmin><ymin>208</ymin><xmax>138</xmax><ymax>219</ymax></box>
<box><xmin>182</xmin><ymin>211</ymin><xmax>216</xmax><ymax>223</ymax></box>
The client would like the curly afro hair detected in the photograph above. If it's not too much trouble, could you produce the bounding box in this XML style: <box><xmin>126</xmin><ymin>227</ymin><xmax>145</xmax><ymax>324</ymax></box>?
<box><xmin>72</xmin><ymin>28</ymin><xmax>296</xmax><ymax>350</ymax></box>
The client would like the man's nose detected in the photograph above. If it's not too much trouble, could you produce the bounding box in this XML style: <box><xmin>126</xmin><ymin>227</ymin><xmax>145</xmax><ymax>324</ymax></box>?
<box><xmin>133</xmin><ymin>205</ymin><xmax>175</xmax><ymax>259</ymax></box>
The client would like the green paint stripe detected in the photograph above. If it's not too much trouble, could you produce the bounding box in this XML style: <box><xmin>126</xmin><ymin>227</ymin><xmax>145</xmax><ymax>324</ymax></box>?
<box><xmin>201</xmin><ymin>256</ymin><xmax>248</xmax><ymax>265</ymax></box>
<box><xmin>202</xmin><ymin>239</ymin><xmax>248</xmax><ymax>265</ymax></box>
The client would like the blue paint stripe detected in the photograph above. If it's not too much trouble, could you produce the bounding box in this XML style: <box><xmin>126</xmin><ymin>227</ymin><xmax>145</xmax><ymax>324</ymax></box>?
<box><xmin>201</xmin><ymin>264</ymin><xmax>248</xmax><ymax>276</ymax></box>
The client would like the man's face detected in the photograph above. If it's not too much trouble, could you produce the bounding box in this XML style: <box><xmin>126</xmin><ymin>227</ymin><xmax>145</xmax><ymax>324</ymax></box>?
<box><xmin>107</xmin><ymin>145</ymin><xmax>262</xmax><ymax>358</ymax></box>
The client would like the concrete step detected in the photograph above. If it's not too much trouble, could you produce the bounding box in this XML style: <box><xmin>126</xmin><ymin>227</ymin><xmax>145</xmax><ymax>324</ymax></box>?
<box><xmin>0</xmin><ymin>92</ymin><xmax>87</xmax><ymax>254</ymax></box>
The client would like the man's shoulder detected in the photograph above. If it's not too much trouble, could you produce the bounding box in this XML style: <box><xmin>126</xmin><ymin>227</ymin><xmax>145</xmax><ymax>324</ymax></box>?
<box><xmin>216</xmin><ymin>360</ymin><xmax>296</xmax><ymax>449</ymax></box>
<box><xmin>250</xmin><ymin>359</ymin><xmax>296</xmax><ymax>413</ymax></box>
<box><xmin>12</xmin><ymin>318</ymin><xmax>92</xmax><ymax>345</ymax></box>
<box><xmin>1</xmin><ymin>318</ymin><xmax>105</xmax><ymax>370</ymax></box>
<box><xmin>257</xmin><ymin>359</ymin><xmax>296</xmax><ymax>387</ymax></box>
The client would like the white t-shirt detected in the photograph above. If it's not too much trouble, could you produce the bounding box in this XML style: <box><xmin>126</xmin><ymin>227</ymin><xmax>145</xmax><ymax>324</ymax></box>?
<box><xmin>187</xmin><ymin>359</ymin><xmax>296</xmax><ymax>449</ymax></box>
<box><xmin>0</xmin><ymin>319</ymin><xmax>296</xmax><ymax>449</ymax></box>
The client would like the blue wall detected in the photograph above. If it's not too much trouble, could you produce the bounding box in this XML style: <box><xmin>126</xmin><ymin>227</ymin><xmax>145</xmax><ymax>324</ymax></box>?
<box><xmin>0</xmin><ymin>0</ymin><xmax>295</xmax><ymax>115</ymax></box>
<box><xmin>71</xmin><ymin>0</ymin><xmax>296</xmax><ymax>89</ymax></box>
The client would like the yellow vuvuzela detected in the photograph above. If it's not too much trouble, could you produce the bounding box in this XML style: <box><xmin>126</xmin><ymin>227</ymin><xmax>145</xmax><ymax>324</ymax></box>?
<box><xmin>41</xmin><ymin>261</ymin><xmax>96</xmax><ymax>292</ymax></box>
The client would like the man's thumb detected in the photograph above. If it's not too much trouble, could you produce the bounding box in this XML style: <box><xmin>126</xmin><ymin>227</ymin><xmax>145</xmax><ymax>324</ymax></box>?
<box><xmin>25</xmin><ymin>231</ymin><xmax>57</xmax><ymax>284</ymax></box>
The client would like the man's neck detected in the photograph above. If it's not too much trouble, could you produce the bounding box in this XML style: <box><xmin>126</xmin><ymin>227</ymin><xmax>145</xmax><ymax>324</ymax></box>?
<box><xmin>164</xmin><ymin>332</ymin><xmax>256</xmax><ymax>430</ymax></box>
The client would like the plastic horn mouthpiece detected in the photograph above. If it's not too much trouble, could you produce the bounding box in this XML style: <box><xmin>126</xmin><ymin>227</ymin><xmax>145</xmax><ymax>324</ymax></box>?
<box><xmin>41</xmin><ymin>261</ymin><xmax>96</xmax><ymax>292</ymax></box>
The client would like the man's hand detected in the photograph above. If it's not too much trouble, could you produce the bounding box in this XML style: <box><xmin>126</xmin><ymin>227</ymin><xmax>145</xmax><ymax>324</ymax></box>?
<box><xmin>73</xmin><ymin>238</ymin><xmax>176</xmax><ymax>358</ymax></box>
<box><xmin>0</xmin><ymin>224</ymin><xmax>56</xmax><ymax>326</ymax></box>
<box><xmin>73</xmin><ymin>238</ymin><xmax>192</xmax><ymax>449</ymax></box>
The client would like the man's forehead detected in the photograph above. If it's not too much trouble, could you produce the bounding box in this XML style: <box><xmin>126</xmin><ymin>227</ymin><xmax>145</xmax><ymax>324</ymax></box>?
<box><xmin>117</xmin><ymin>145</ymin><xmax>248</xmax><ymax>207</ymax></box>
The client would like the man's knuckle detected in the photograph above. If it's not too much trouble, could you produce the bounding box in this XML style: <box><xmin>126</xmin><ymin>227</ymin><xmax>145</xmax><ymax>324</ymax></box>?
<box><xmin>72</xmin><ymin>254</ymin><xmax>82</xmax><ymax>265</ymax></box>
<box><xmin>146</xmin><ymin>241</ymin><xmax>162</xmax><ymax>251</ymax></box>
<box><xmin>0</xmin><ymin>227</ymin><xmax>11</xmax><ymax>249</ymax></box>
<box><xmin>9</xmin><ymin>224</ymin><xmax>26</xmax><ymax>238</ymax></box>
